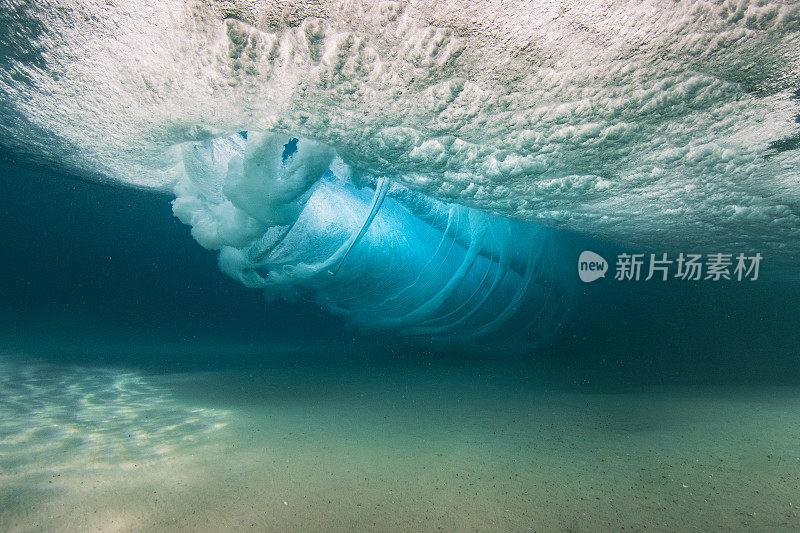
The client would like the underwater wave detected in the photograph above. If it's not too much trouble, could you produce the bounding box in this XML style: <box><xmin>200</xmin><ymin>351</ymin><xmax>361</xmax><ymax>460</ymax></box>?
<box><xmin>172</xmin><ymin>132</ymin><xmax>577</xmax><ymax>339</ymax></box>
<box><xmin>0</xmin><ymin>1</ymin><xmax>798</xmax><ymax>340</ymax></box>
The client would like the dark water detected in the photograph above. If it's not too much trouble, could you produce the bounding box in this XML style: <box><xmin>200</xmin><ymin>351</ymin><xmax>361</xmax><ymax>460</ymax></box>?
<box><xmin>1</xmin><ymin>162</ymin><xmax>797</xmax><ymax>383</ymax></box>
<box><xmin>0</xmin><ymin>163</ymin><xmax>352</xmax><ymax>368</ymax></box>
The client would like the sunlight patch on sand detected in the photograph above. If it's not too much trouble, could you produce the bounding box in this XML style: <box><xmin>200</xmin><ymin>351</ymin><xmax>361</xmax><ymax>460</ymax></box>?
<box><xmin>0</xmin><ymin>359</ymin><xmax>229</xmax><ymax>479</ymax></box>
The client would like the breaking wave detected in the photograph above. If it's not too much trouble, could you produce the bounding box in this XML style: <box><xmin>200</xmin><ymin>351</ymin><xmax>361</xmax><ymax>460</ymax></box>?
<box><xmin>172</xmin><ymin>132</ymin><xmax>577</xmax><ymax>339</ymax></box>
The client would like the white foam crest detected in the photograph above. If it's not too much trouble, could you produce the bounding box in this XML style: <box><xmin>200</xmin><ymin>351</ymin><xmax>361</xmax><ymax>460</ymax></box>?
<box><xmin>0</xmin><ymin>1</ymin><xmax>798</xmax><ymax>256</ymax></box>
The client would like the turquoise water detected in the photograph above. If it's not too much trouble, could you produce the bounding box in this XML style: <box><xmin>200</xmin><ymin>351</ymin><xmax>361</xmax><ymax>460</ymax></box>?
<box><xmin>1</xmin><ymin>164</ymin><xmax>799</xmax><ymax>531</ymax></box>
<box><xmin>1</xmin><ymin>2</ymin><xmax>800</xmax><ymax>530</ymax></box>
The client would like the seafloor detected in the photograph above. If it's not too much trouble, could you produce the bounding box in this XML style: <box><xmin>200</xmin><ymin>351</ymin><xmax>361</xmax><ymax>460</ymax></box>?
<box><xmin>1</xmin><ymin>352</ymin><xmax>799</xmax><ymax>531</ymax></box>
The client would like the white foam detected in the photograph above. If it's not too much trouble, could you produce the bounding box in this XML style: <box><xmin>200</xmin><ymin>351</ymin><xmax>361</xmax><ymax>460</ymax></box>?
<box><xmin>1</xmin><ymin>1</ymin><xmax>798</xmax><ymax>255</ymax></box>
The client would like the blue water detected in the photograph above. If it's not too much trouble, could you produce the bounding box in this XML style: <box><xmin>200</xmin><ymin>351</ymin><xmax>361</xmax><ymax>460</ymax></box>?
<box><xmin>2</xmin><ymin>162</ymin><xmax>797</xmax><ymax>381</ymax></box>
<box><xmin>2</xmin><ymin>161</ymin><xmax>800</xmax><ymax>530</ymax></box>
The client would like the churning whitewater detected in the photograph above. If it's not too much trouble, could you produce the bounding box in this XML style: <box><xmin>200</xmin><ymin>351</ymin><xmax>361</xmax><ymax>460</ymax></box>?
<box><xmin>1</xmin><ymin>1</ymin><xmax>798</xmax><ymax>257</ymax></box>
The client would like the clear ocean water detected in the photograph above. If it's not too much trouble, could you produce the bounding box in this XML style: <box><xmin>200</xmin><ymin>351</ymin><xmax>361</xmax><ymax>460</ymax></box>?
<box><xmin>2</xmin><ymin>161</ymin><xmax>799</xmax><ymax>531</ymax></box>
<box><xmin>1</xmin><ymin>2</ymin><xmax>799</xmax><ymax>531</ymax></box>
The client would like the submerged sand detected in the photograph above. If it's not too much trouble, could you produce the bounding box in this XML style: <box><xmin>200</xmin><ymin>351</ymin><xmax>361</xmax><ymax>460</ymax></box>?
<box><xmin>1</xmin><ymin>354</ymin><xmax>799</xmax><ymax>532</ymax></box>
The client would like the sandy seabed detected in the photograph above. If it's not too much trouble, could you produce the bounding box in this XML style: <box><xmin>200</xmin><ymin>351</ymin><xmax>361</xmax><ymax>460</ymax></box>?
<box><xmin>1</xmin><ymin>353</ymin><xmax>799</xmax><ymax>532</ymax></box>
